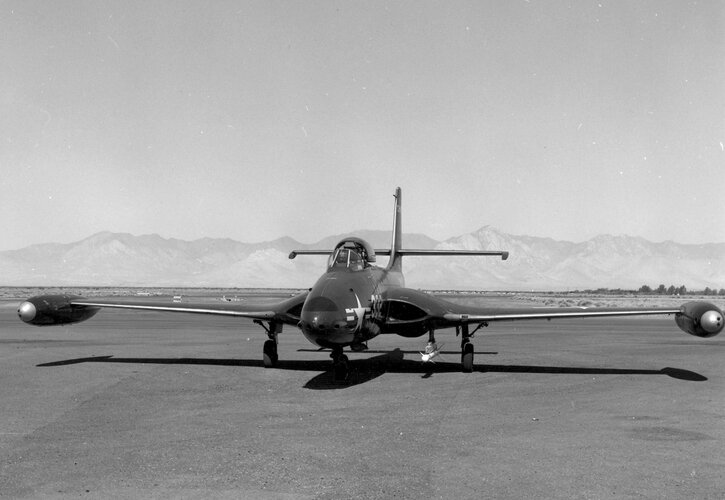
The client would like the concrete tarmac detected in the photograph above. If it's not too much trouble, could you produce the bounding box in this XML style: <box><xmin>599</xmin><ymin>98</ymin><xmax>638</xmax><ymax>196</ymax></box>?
<box><xmin>0</xmin><ymin>300</ymin><xmax>724</xmax><ymax>499</ymax></box>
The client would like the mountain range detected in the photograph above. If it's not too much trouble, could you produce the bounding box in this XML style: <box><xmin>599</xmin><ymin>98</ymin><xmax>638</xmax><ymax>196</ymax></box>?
<box><xmin>1</xmin><ymin>228</ymin><xmax>723</xmax><ymax>290</ymax></box>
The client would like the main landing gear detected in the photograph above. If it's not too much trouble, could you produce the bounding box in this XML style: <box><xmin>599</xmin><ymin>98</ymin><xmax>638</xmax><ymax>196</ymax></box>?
<box><xmin>459</xmin><ymin>324</ymin><xmax>474</xmax><ymax>373</ymax></box>
<box><xmin>457</xmin><ymin>322</ymin><xmax>488</xmax><ymax>372</ymax></box>
<box><xmin>426</xmin><ymin>325</ymin><xmax>474</xmax><ymax>372</ymax></box>
<box><xmin>255</xmin><ymin>320</ymin><xmax>281</xmax><ymax>368</ymax></box>
<box><xmin>263</xmin><ymin>340</ymin><xmax>278</xmax><ymax>367</ymax></box>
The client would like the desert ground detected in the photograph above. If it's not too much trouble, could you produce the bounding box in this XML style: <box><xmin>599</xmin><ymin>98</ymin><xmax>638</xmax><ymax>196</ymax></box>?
<box><xmin>1</xmin><ymin>291</ymin><xmax>723</xmax><ymax>499</ymax></box>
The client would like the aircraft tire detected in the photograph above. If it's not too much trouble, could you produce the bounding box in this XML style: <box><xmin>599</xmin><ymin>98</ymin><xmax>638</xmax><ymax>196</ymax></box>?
<box><xmin>333</xmin><ymin>354</ymin><xmax>349</xmax><ymax>382</ymax></box>
<box><xmin>263</xmin><ymin>340</ymin><xmax>278</xmax><ymax>367</ymax></box>
<box><xmin>461</xmin><ymin>342</ymin><xmax>474</xmax><ymax>373</ymax></box>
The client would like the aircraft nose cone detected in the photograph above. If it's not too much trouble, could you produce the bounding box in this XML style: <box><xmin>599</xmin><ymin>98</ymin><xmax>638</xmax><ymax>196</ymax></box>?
<box><xmin>305</xmin><ymin>311</ymin><xmax>347</xmax><ymax>332</ymax></box>
<box><xmin>18</xmin><ymin>301</ymin><xmax>37</xmax><ymax>323</ymax></box>
<box><xmin>701</xmin><ymin>310</ymin><xmax>723</xmax><ymax>333</ymax></box>
<box><xmin>299</xmin><ymin>295</ymin><xmax>356</xmax><ymax>347</ymax></box>
<box><xmin>301</xmin><ymin>296</ymin><xmax>345</xmax><ymax>332</ymax></box>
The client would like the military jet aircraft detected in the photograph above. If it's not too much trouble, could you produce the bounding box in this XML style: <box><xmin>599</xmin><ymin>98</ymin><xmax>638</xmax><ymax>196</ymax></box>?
<box><xmin>17</xmin><ymin>188</ymin><xmax>724</xmax><ymax>380</ymax></box>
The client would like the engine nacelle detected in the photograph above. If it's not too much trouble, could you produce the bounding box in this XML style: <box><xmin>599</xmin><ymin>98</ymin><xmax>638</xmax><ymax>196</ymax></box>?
<box><xmin>675</xmin><ymin>301</ymin><xmax>724</xmax><ymax>338</ymax></box>
<box><xmin>17</xmin><ymin>295</ymin><xmax>99</xmax><ymax>326</ymax></box>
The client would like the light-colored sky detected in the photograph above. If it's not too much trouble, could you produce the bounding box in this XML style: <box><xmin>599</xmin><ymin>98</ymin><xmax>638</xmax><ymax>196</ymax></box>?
<box><xmin>2</xmin><ymin>1</ymin><xmax>724</xmax><ymax>251</ymax></box>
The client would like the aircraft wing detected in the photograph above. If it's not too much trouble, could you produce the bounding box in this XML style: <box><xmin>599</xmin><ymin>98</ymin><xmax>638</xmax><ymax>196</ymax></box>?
<box><xmin>18</xmin><ymin>292</ymin><xmax>308</xmax><ymax>327</ymax></box>
<box><xmin>379</xmin><ymin>288</ymin><xmax>723</xmax><ymax>338</ymax></box>
<box><xmin>383</xmin><ymin>288</ymin><xmax>676</xmax><ymax>324</ymax></box>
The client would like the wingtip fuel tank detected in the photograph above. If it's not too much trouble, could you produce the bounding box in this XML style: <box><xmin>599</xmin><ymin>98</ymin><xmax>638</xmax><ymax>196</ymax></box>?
<box><xmin>675</xmin><ymin>302</ymin><xmax>723</xmax><ymax>338</ymax></box>
<box><xmin>18</xmin><ymin>295</ymin><xmax>99</xmax><ymax>326</ymax></box>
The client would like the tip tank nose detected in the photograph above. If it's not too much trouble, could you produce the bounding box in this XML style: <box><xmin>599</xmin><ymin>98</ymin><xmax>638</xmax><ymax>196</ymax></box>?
<box><xmin>18</xmin><ymin>301</ymin><xmax>37</xmax><ymax>323</ymax></box>
<box><xmin>701</xmin><ymin>310</ymin><xmax>723</xmax><ymax>334</ymax></box>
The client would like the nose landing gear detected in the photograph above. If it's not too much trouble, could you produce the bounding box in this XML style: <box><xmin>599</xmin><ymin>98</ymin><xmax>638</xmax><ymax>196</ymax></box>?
<box><xmin>330</xmin><ymin>347</ymin><xmax>349</xmax><ymax>382</ymax></box>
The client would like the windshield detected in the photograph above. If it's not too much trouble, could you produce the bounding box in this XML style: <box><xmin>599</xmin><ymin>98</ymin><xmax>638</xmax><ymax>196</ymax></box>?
<box><xmin>328</xmin><ymin>248</ymin><xmax>364</xmax><ymax>271</ymax></box>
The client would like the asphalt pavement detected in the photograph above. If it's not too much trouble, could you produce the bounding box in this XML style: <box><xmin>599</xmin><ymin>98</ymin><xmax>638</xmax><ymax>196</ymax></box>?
<box><xmin>1</xmin><ymin>300</ymin><xmax>723</xmax><ymax>499</ymax></box>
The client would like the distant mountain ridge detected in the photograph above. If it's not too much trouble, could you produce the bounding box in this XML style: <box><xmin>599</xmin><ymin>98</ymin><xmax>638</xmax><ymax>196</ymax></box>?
<box><xmin>1</xmin><ymin>228</ymin><xmax>723</xmax><ymax>290</ymax></box>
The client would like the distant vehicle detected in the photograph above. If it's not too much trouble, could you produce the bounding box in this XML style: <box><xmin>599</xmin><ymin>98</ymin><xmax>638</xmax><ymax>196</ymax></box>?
<box><xmin>17</xmin><ymin>188</ymin><xmax>723</xmax><ymax>380</ymax></box>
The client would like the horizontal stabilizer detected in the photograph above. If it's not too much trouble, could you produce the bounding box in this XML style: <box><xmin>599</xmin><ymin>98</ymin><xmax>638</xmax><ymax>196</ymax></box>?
<box><xmin>288</xmin><ymin>250</ymin><xmax>330</xmax><ymax>259</ymax></box>
<box><xmin>377</xmin><ymin>249</ymin><xmax>509</xmax><ymax>260</ymax></box>
<box><xmin>290</xmin><ymin>249</ymin><xmax>509</xmax><ymax>260</ymax></box>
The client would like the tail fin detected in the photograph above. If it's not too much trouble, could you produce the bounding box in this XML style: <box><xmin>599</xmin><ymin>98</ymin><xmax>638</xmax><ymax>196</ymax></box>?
<box><xmin>289</xmin><ymin>186</ymin><xmax>509</xmax><ymax>269</ymax></box>
<box><xmin>384</xmin><ymin>186</ymin><xmax>508</xmax><ymax>271</ymax></box>
<box><xmin>387</xmin><ymin>187</ymin><xmax>403</xmax><ymax>271</ymax></box>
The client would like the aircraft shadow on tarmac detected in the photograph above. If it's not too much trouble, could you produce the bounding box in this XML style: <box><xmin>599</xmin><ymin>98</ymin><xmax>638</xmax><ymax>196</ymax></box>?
<box><xmin>36</xmin><ymin>348</ymin><xmax>707</xmax><ymax>389</ymax></box>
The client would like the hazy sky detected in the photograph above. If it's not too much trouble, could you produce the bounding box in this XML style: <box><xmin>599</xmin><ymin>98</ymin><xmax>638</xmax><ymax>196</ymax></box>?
<box><xmin>2</xmin><ymin>1</ymin><xmax>724</xmax><ymax>250</ymax></box>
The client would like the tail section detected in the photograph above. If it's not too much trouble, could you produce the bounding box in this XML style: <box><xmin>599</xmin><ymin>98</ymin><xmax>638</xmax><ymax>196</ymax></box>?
<box><xmin>290</xmin><ymin>187</ymin><xmax>509</xmax><ymax>271</ymax></box>
<box><xmin>387</xmin><ymin>187</ymin><xmax>403</xmax><ymax>271</ymax></box>
<box><xmin>384</xmin><ymin>187</ymin><xmax>508</xmax><ymax>271</ymax></box>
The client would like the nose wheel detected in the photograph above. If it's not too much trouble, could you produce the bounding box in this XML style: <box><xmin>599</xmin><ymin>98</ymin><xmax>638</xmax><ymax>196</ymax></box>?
<box><xmin>330</xmin><ymin>348</ymin><xmax>349</xmax><ymax>382</ymax></box>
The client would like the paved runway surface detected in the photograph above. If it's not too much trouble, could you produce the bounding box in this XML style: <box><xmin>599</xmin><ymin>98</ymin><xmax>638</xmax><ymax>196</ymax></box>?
<box><xmin>1</xmin><ymin>299</ymin><xmax>723</xmax><ymax>499</ymax></box>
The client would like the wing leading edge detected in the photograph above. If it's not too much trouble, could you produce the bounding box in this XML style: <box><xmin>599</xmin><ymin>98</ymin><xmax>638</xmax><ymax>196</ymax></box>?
<box><xmin>18</xmin><ymin>293</ymin><xmax>307</xmax><ymax>327</ymax></box>
<box><xmin>71</xmin><ymin>293</ymin><xmax>307</xmax><ymax>324</ymax></box>
<box><xmin>71</xmin><ymin>299</ymin><xmax>277</xmax><ymax>319</ymax></box>
<box><xmin>441</xmin><ymin>306</ymin><xmax>681</xmax><ymax>323</ymax></box>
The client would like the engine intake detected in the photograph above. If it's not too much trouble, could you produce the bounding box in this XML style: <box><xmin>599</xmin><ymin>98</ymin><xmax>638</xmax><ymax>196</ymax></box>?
<box><xmin>17</xmin><ymin>295</ymin><xmax>99</xmax><ymax>326</ymax></box>
<box><xmin>675</xmin><ymin>301</ymin><xmax>724</xmax><ymax>338</ymax></box>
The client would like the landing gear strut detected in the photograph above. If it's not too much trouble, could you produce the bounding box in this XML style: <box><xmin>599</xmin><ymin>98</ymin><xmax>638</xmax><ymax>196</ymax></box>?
<box><xmin>330</xmin><ymin>347</ymin><xmax>349</xmax><ymax>382</ymax></box>
<box><xmin>256</xmin><ymin>320</ymin><xmax>282</xmax><ymax>368</ymax></box>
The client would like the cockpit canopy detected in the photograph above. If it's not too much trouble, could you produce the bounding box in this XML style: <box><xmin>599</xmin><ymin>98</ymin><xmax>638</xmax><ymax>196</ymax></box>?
<box><xmin>328</xmin><ymin>237</ymin><xmax>376</xmax><ymax>271</ymax></box>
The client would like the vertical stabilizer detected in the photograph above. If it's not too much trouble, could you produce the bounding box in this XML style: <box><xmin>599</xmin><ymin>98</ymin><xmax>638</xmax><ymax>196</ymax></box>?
<box><xmin>388</xmin><ymin>187</ymin><xmax>403</xmax><ymax>271</ymax></box>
